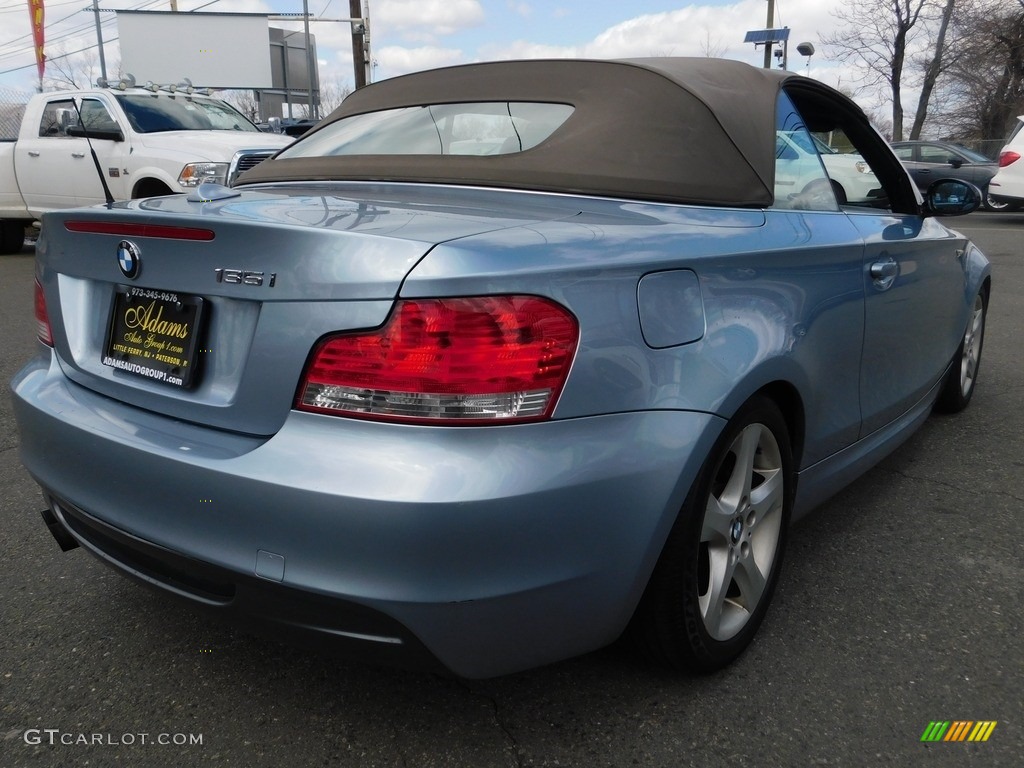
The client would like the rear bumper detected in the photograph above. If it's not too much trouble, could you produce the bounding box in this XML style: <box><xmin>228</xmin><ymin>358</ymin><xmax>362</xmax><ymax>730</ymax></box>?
<box><xmin>11</xmin><ymin>354</ymin><xmax>722</xmax><ymax>678</ymax></box>
<box><xmin>988</xmin><ymin>172</ymin><xmax>1024</xmax><ymax>204</ymax></box>
<box><xmin>40</xmin><ymin>494</ymin><xmax>447</xmax><ymax>672</ymax></box>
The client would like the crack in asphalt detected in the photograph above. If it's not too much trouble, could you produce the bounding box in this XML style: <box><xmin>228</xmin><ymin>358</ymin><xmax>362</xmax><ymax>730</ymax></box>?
<box><xmin>454</xmin><ymin>680</ymin><xmax>523</xmax><ymax>768</ymax></box>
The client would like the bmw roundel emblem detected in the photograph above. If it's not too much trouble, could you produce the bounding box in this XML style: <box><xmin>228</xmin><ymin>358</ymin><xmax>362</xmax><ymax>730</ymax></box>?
<box><xmin>117</xmin><ymin>240</ymin><xmax>141</xmax><ymax>279</ymax></box>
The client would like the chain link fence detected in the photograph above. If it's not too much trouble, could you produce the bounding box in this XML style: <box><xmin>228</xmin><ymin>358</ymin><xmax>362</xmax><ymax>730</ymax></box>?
<box><xmin>961</xmin><ymin>139</ymin><xmax>1008</xmax><ymax>161</ymax></box>
<box><xmin>1</xmin><ymin>88</ymin><xmax>32</xmax><ymax>141</ymax></box>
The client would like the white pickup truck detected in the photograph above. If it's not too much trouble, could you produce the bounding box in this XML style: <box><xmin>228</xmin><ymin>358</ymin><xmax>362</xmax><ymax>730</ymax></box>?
<box><xmin>0</xmin><ymin>86</ymin><xmax>293</xmax><ymax>253</ymax></box>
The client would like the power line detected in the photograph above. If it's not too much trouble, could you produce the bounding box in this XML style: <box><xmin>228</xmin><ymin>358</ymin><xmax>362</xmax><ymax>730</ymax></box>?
<box><xmin>0</xmin><ymin>37</ymin><xmax>120</xmax><ymax>77</ymax></box>
<box><xmin>0</xmin><ymin>0</ymin><xmax>165</xmax><ymax>67</ymax></box>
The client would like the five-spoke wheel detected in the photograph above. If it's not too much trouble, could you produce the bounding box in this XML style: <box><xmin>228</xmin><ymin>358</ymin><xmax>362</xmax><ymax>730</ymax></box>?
<box><xmin>631</xmin><ymin>396</ymin><xmax>793</xmax><ymax>672</ymax></box>
<box><xmin>935</xmin><ymin>288</ymin><xmax>988</xmax><ymax>413</ymax></box>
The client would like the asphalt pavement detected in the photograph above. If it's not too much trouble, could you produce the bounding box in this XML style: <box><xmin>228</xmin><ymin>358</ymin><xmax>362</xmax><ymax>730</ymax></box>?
<box><xmin>1</xmin><ymin>214</ymin><xmax>1021</xmax><ymax>767</ymax></box>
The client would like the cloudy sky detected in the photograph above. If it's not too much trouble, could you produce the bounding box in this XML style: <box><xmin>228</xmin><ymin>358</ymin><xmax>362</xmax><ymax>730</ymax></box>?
<box><xmin>0</xmin><ymin>0</ymin><xmax>873</xmax><ymax>109</ymax></box>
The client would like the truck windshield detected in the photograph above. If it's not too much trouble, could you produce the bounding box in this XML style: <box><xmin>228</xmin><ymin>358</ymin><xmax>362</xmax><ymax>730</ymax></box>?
<box><xmin>115</xmin><ymin>94</ymin><xmax>260</xmax><ymax>133</ymax></box>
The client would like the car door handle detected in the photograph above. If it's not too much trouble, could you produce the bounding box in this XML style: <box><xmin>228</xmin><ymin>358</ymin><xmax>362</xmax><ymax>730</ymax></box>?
<box><xmin>27</xmin><ymin>150</ymin><xmax>40</xmax><ymax>157</ymax></box>
<box><xmin>71</xmin><ymin>152</ymin><xmax>86</xmax><ymax>158</ymax></box>
<box><xmin>870</xmin><ymin>257</ymin><xmax>899</xmax><ymax>290</ymax></box>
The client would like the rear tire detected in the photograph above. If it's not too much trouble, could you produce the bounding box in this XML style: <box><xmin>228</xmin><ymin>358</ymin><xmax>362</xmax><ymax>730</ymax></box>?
<box><xmin>934</xmin><ymin>288</ymin><xmax>987</xmax><ymax>413</ymax></box>
<box><xmin>830</xmin><ymin>180</ymin><xmax>847</xmax><ymax>205</ymax></box>
<box><xmin>983</xmin><ymin>189</ymin><xmax>1020</xmax><ymax>212</ymax></box>
<box><xmin>631</xmin><ymin>396</ymin><xmax>794</xmax><ymax>672</ymax></box>
<box><xmin>0</xmin><ymin>221</ymin><xmax>26</xmax><ymax>254</ymax></box>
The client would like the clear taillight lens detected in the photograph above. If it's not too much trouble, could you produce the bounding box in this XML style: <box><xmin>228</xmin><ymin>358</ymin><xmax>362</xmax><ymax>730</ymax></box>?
<box><xmin>297</xmin><ymin>296</ymin><xmax>579</xmax><ymax>424</ymax></box>
<box><xmin>34</xmin><ymin>278</ymin><xmax>53</xmax><ymax>347</ymax></box>
<box><xmin>998</xmin><ymin>151</ymin><xmax>1021</xmax><ymax>167</ymax></box>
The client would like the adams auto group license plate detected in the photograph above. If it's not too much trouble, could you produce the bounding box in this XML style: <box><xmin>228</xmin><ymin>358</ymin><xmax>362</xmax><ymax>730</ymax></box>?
<box><xmin>103</xmin><ymin>286</ymin><xmax>205</xmax><ymax>388</ymax></box>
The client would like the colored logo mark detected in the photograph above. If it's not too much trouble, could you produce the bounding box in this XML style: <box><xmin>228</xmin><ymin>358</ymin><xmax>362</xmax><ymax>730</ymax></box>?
<box><xmin>117</xmin><ymin>240</ymin><xmax>141</xmax><ymax>279</ymax></box>
<box><xmin>921</xmin><ymin>721</ymin><xmax>997</xmax><ymax>742</ymax></box>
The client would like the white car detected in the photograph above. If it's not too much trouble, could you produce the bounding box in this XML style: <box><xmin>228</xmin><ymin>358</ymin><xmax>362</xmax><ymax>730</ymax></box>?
<box><xmin>988</xmin><ymin>116</ymin><xmax>1024</xmax><ymax>211</ymax></box>
<box><xmin>776</xmin><ymin>131</ymin><xmax>882</xmax><ymax>206</ymax></box>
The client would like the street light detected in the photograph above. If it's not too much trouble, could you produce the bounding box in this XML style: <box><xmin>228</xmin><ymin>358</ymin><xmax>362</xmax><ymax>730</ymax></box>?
<box><xmin>796</xmin><ymin>42</ymin><xmax>815</xmax><ymax>75</ymax></box>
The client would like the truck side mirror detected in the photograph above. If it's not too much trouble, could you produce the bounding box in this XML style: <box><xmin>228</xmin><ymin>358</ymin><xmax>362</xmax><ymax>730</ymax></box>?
<box><xmin>56</xmin><ymin>108</ymin><xmax>76</xmax><ymax>134</ymax></box>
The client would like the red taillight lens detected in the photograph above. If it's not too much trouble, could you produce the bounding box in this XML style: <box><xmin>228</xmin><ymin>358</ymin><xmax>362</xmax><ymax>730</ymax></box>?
<box><xmin>998</xmin><ymin>151</ymin><xmax>1021</xmax><ymax>167</ymax></box>
<box><xmin>34</xmin><ymin>279</ymin><xmax>53</xmax><ymax>347</ymax></box>
<box><xmin>297</xmin><ymin>296</ymin><xmax>579</xmax><ymax>424</ymax></box>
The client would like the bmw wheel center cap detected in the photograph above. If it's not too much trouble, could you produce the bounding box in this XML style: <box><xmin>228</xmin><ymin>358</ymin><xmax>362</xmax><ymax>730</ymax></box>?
<box><xmin>117</xmin><ymin>240</ymin><xmax>141</xmax><ymax>279</ymax></box>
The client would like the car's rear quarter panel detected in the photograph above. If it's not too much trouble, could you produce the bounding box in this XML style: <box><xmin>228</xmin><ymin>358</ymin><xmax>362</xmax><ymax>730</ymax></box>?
<box><xmin>404</xmin><ymin>199</ymin><xmax>868</xmax><ymax>466</ymax></box>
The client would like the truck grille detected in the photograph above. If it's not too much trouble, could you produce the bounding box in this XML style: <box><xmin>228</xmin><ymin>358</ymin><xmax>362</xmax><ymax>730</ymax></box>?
<box><xmin>228</xmin><ymin>150</ymin><xmax>276</xmax><ymax>185</ymax></box>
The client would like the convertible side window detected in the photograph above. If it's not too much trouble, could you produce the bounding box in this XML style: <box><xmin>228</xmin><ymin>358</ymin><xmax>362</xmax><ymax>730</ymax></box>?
<box><xmin>782</xmin><ymin>82</ymin><xmax>920</xmax><ymax>214</ymax></box>
<box><xmin>772</xmin><ymin>93</ymin><xmax>838</xmax><ymax>212</ymax></box>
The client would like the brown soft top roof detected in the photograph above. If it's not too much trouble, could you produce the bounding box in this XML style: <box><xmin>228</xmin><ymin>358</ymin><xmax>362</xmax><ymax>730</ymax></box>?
<box><xmin>238</xmin><ymin>58</ymin><xmax>817</xmax><ymax>206</ymax></box>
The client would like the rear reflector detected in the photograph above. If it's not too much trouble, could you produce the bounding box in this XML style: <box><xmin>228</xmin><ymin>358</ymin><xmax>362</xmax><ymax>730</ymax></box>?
<box><xmin>64</xmin><ymin>221</ymin><xmax>215</xmax><ymax>241</ymax></box>
<box><xmin>34</xmin><ymin>278</ymin><xmax>53</xmax><ymax>347</ymax></box>
<box><xmin>297</xmin><ymin>296</ymin><xmax>578</xmax><ymax>424</ymax></box>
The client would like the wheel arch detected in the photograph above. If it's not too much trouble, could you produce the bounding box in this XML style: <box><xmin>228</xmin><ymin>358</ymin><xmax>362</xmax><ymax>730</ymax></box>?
<box><xmin>711</xmin><ymin>361</ymin><xmax>810</xmax><ymax>471</ymax></box>
<box><xmin>131</xmin><ymin>176</ymin><xmax>176</xmax><ymax>199</ymax></box>
<box><xmin>754</xmin><ymin>380</ymin><xmax>806</xmax><ymax>470</ymax></box>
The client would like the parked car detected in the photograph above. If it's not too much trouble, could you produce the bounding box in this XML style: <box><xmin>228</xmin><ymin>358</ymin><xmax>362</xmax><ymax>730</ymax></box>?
<box><xmin>11</xmin><ymin>58</ymin><xmax>990</xmax><ymax>679</ymax></box>
<box><xmin>258</xmin><ymin>117</ymin><xmax>319</xmax><ymax>137</ymax></box>
<box><xmin>813</xmin><ymin>136</ymin><xmax>883</xmax><ymax>203</ymax></box>
<box><xmin>776</xmin><ymin>131</ymin><xmax>881</xmax><ymax>204</ymax></box>
<box><xmin>890</xmin><ymin>140</ymin><xmax>1010</xmax><ymax>211</ymax></box>
<box><xmin>988</xmin><ymin>116</ymin><xmax>1024</xmax><ymax>211</ymax></box>
<box><xmin>0</xmin><ymin>82</ymin><xmax>293</xmax><ymax>253</ymax></box>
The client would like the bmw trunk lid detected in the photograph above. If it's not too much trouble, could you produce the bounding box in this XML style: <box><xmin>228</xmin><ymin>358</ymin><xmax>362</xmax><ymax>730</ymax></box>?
<box><xmin>36</xmin><ymin>184</ymin><xmax>581</xmax><ymax>436</ymax></box>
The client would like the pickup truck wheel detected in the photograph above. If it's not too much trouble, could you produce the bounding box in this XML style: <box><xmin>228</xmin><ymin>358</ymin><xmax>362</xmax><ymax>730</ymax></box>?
<box><xmin>0</xmin><ymin>222</ymin><xmax>26</xmax><ymax>254</ymax></box>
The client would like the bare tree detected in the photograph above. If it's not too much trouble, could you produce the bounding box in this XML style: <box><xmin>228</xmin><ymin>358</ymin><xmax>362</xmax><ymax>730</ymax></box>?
<box><xmin>939</xmin><ymin>0</ymin><xmax>1024</xmax><ymax>148</ymax></box>
<box><xmin>699</xmin><ymin>31</ymin><xmax>727</xmax><ymax>59</ymax></box>
<box><xmin>318</xmin><ymin>76</ymin><xmax>352</xmax><ymax>115</ymax></box>
<box><xmin>220</xmin><ymin>90</ymin><xmax>261</xmax><ymax>122</ymax></box>
<box><xmin>909</xmin><ymin>0</ymin><xmax>959</xmax><ymax>139</ymax></box>
<box><xmin>823</xmin><ymin>0</ymin><xmax>933</xmax><ymax>141</ymax></box>
<box><xmin>42</xmin><ymin>48</ymin><xmax>110</xmax><ymax>91</ymax></box>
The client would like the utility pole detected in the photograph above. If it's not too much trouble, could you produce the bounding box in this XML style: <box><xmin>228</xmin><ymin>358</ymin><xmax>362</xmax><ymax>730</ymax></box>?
<box><xmin>349</xmin><ymin>0</ymin><xmax>368</xmax><ymax>89</ymax></box>
<box><xmin>303</xmin><ymin>0</ymin><xmax>316</xmax><ymax>118</ymax></box>
<box><xmin>762</xmin><ymin>0</ymin><xmax>775</xmax><ymax>69</ymax></box>
<box><xmin>92</xmin><ymin>0</ymin><xmax>108</xmax><ymax>82</ymax></box>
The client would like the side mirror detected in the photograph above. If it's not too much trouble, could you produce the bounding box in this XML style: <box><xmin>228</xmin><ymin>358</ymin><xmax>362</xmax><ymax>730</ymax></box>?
<box><xmin>56</xmin><ymin>108</ymin><xmax>75</xmax><ymax>132</ymax></box>
<box><xmin>923</xmin><ymin>179</ymin><xmax>981</xmax><ymax>217</ymax></box>
<box><xmin>949</xmin><ymin>158</ymin><xmax>964</xmax><ymax>169</ymax></box>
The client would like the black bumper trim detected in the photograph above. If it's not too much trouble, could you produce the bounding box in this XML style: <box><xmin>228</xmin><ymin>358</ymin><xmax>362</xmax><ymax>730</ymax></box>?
<box><xmin>41</xmin><ymin>489</ymin><xmax>449</xmax><ymax>673</ymax></box>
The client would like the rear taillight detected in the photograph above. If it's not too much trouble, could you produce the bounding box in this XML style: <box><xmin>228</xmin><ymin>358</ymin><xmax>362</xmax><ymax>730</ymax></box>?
<box><xmin>297</xmin><ymin>296</ymin><xmax>579</xmax><ymax>424</ymax></box>
<box><xmin>34</xmin><ymin>279</ymin><xmax>53</xmax><ymax>347</ymax></box>
<box><xmin>998</xmin><ymin>151</ymin><xmax>1021</xmax><ymax>167</ymax></box>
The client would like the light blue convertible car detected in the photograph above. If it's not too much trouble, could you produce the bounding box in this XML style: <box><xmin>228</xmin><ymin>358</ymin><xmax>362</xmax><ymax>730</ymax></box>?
<box><xmin>11</xmin><ymin>58</ymin><xmax>990</xmax><ymax>678</ymax></box>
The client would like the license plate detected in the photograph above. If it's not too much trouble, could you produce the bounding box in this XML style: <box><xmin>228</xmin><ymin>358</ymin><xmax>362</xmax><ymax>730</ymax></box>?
<box><xmin>103</xmin><ymin>286</ymin><xmax>204</xmax><ymax>388</ymax></box>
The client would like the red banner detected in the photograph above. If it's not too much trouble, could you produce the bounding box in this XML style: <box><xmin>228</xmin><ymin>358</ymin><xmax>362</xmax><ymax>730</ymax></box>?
<box><xmin>28</xmin><ymin>0</ymin><xmax>45</xmax><ymax>81</ymax></box>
